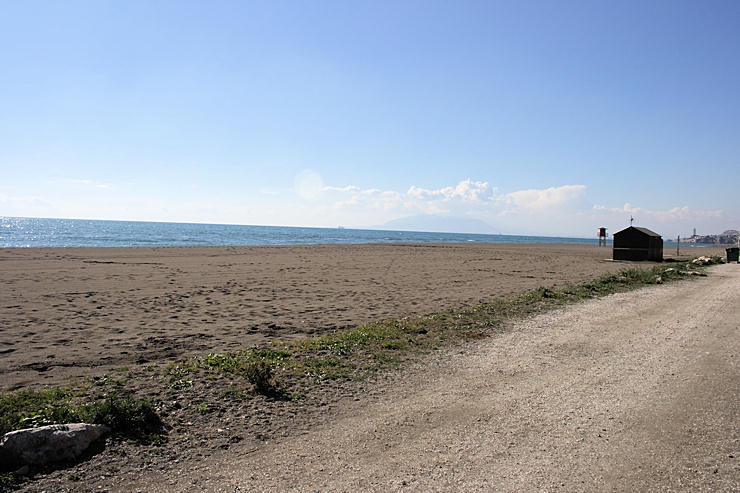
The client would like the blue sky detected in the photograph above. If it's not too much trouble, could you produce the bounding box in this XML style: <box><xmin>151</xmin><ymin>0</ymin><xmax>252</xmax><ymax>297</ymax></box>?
<box><xmin>1</xmin><ymin>0</ymin><xmax>738</xmax><ymax>237</ymax></box>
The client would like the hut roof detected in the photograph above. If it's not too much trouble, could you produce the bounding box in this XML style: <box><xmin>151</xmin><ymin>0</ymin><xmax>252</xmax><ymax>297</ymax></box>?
<box><xmin>615</xmin><ymin>226</ymin><xmax>661</xmax><ymax>237</ymax></box>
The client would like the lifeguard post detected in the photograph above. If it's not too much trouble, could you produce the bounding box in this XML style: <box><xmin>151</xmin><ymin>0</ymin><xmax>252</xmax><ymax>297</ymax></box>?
<box><xmin>598</xmin><ymin>227</ymin><xmax>607</xmax><ymax>246</ymax></box>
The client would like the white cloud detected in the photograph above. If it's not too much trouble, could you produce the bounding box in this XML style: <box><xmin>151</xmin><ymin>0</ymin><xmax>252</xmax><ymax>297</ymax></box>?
<box><xmin>593</xmin><ymin>202</ymin><xmax>723</xmax><ymax>221</ymax></box>
<box><xmin>322</xmin><ymin>180</ymin><xmax>589</xmax><ymax>224</ymax></box>
<box><xmin>323</xmin><ymin>185</ymin><xmax>361</xmax><ymax>193</ymax></box>
<box><xmin>313</xmin><ymin>179</ymin><xmax>564</xmax><ymax>230</ymax></box>
<box><xmin>61</xmin><ymin>178</ymin><xmax>112</xmax><ymax>189</ymax></box>
<box><xmin>499</xmin><ymin>185</ymin><xmax>587</xmax><ymax>213</ymax></box>
<box><xmin>589</xmin><ymin>202</ymin><xmax>728</xmax><ymax>237</ymax></box>
<box><xmin>407</xmin><ymin>179</ymin><xmax>494</xmax><ymax>202</ymax></box>
<box><xmin>306</xmin><ymin>179</ymin><xmax>733</xmax><ymax>237</ymax></box>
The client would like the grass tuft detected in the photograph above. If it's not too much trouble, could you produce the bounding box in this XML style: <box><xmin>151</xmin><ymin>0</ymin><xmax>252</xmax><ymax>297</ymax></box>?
<box><xmin>0</xmin><ymin>388</ymin><xmax>77</xmax><ymax>436</ymax></box>
<box><xmin>77</xmin><ymin>393</ymin><xmax>163</xmax><ymax>441</ymax></box>
<box><xmin>0</xmin><ymin>389</ymin><xmax>162</xmax><ymax>442</ymax></box>
<box><xmin>243</xmin><ymin>360</ymin><xmax>280</xmax><ymax>397</ymax></box>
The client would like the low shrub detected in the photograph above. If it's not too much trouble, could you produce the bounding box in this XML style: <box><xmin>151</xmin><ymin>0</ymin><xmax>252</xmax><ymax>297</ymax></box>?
<box><xmin>78</xmin><ymin>393</ymin><xmax>163</xmax><ymax>440</ymax></box>
<box><xmin>243</xmin><ymin>360</ymin><xmax>279</xmax><ymax>397</ymax></box>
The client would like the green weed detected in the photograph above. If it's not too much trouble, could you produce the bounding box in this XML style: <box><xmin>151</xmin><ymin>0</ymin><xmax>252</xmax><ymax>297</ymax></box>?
<box><xmin>0</xmin><ymin>389</ymin><xmax>162</xmax><ymax>443</ymax></box>
<box><xmin>78</xmin><ymin>393</ymin><xmax>163</xmax><ymax>441</ymax></box>
<box><xmin>0</xmin><ymin>388</ymin><xmax>76</xmax><ymax>436</ymax></box>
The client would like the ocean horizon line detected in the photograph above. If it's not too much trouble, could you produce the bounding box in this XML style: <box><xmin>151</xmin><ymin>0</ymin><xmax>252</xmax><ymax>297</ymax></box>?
<box><xmin>2</xmin><ymin>215</ymin><xmax>598</xmax><ymax>239</ymax></box>
<box><xmin>0</xmin><ymin>216</ymin><xmax>616</xmax><ymax>248</ymax></box>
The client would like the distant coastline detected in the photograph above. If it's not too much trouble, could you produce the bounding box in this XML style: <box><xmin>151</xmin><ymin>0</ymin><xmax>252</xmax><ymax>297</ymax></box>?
<box><xmin>681</xmin><ymin>229</ymin><xmax>739</xmax><ymax>245</ymax></box>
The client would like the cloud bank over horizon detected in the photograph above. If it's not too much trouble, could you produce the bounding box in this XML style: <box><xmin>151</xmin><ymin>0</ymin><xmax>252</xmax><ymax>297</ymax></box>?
<box><xmin>306</xmin><ymin>177</ymin><xmax>729</xmax><ymax>238</ymax></box>
<box><xmin>1</xmin><ymin>175</ymin><xmax>733</xmax><ymax>239</ymax></box>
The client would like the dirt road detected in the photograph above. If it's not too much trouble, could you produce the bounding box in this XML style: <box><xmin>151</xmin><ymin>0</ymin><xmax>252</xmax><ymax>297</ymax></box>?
<box><xmin>140</xmin><ymin>264</ymin><xmax>739</xmax><ymax>491</ymax></box>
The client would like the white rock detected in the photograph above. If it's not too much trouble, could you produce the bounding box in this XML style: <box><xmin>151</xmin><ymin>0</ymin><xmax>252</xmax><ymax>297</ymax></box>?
<box><xmin>0</xmin><ymin>423</ymin><xmax>110</xmax><ymax>466</ymax></box>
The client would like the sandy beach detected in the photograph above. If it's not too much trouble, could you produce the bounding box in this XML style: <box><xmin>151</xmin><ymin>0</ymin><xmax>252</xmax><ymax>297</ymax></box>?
<box><xmin>0</xmin><ymin>243</ymin><xmax>724</xmax><ymax>391</ymax></box>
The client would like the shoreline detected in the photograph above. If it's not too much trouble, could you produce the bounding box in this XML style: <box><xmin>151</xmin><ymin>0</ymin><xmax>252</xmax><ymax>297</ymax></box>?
<box><xmin>0</xmin><ymin>243</ymin><xmax>726</xmax><ymax>391</ymax></box>
<box><xmin>1</xmin><ymin>237</ymin><xmax>731</xmax><ymax>251</ymax></box>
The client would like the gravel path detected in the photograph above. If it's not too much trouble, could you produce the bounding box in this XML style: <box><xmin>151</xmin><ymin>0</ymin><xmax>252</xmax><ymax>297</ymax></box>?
<box><xmin>139</xmin><ymin>264</ymin><xmax>739</xmax><ymax>492</ymax></box>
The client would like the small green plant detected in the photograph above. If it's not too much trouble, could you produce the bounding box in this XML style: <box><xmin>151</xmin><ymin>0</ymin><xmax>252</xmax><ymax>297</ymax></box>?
<box><xmin>251</xmin><ymin>348</ymin><xmax>291</xmax><ymax>364</ymax></box>
<box><xmin>220</xmin><ymin>387</ymin><xmax>248</xmax><ymax>401</ymax></box>
<box><xmin>78</xmin><ymin>392</ymin><xmax>163</xmax><ymax>441</ymax></box>
<box><xmin>203</xmin><ymin>353</ymin><xmax>242</xmax><ymax>372</ymax></box>
<box><xmin>0</xmin><ymin>471</ymin><xmax>20</xmax><ymax>489</ymax></box>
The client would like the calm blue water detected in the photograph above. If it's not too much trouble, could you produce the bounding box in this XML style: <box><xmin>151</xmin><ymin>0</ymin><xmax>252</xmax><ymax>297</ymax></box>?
<box><xmin>1</xmin><ymin>216</ymin><xmax>606</xmax><ymax>248</ymax></box>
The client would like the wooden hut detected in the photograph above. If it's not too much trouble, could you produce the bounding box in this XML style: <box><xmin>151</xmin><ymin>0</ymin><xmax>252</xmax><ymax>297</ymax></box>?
<box><xmin>613</xmin><ymin>226</ymin><xmax>663</xmax><ymax>261</ymax></box>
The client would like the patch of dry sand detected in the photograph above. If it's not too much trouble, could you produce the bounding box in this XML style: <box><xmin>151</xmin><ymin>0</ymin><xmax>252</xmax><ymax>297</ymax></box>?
<box><xmin>0</xmin><ymin>243</ymin><xmax>724</xmax><ymax>390</ymax></box>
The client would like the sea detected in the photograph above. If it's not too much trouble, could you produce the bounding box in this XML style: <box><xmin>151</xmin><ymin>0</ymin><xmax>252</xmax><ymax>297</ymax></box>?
<box><xmin>0</xmin><ymin>216</ymin><xmax>609</xmax><ymax>248</ymax></box>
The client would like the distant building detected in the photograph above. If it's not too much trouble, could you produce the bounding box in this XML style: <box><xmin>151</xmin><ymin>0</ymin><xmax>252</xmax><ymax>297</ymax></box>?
<box><xmin>613</xmin><ymin>226</ymin><xmax>663</xmax><ymax>261</ymax></box>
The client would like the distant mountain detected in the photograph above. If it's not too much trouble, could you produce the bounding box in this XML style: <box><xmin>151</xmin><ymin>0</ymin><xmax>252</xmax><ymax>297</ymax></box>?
<box><xmin>378</xmin><ymin>215</ymin><xmax>497</xmax><ymax>235</ymax></box>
